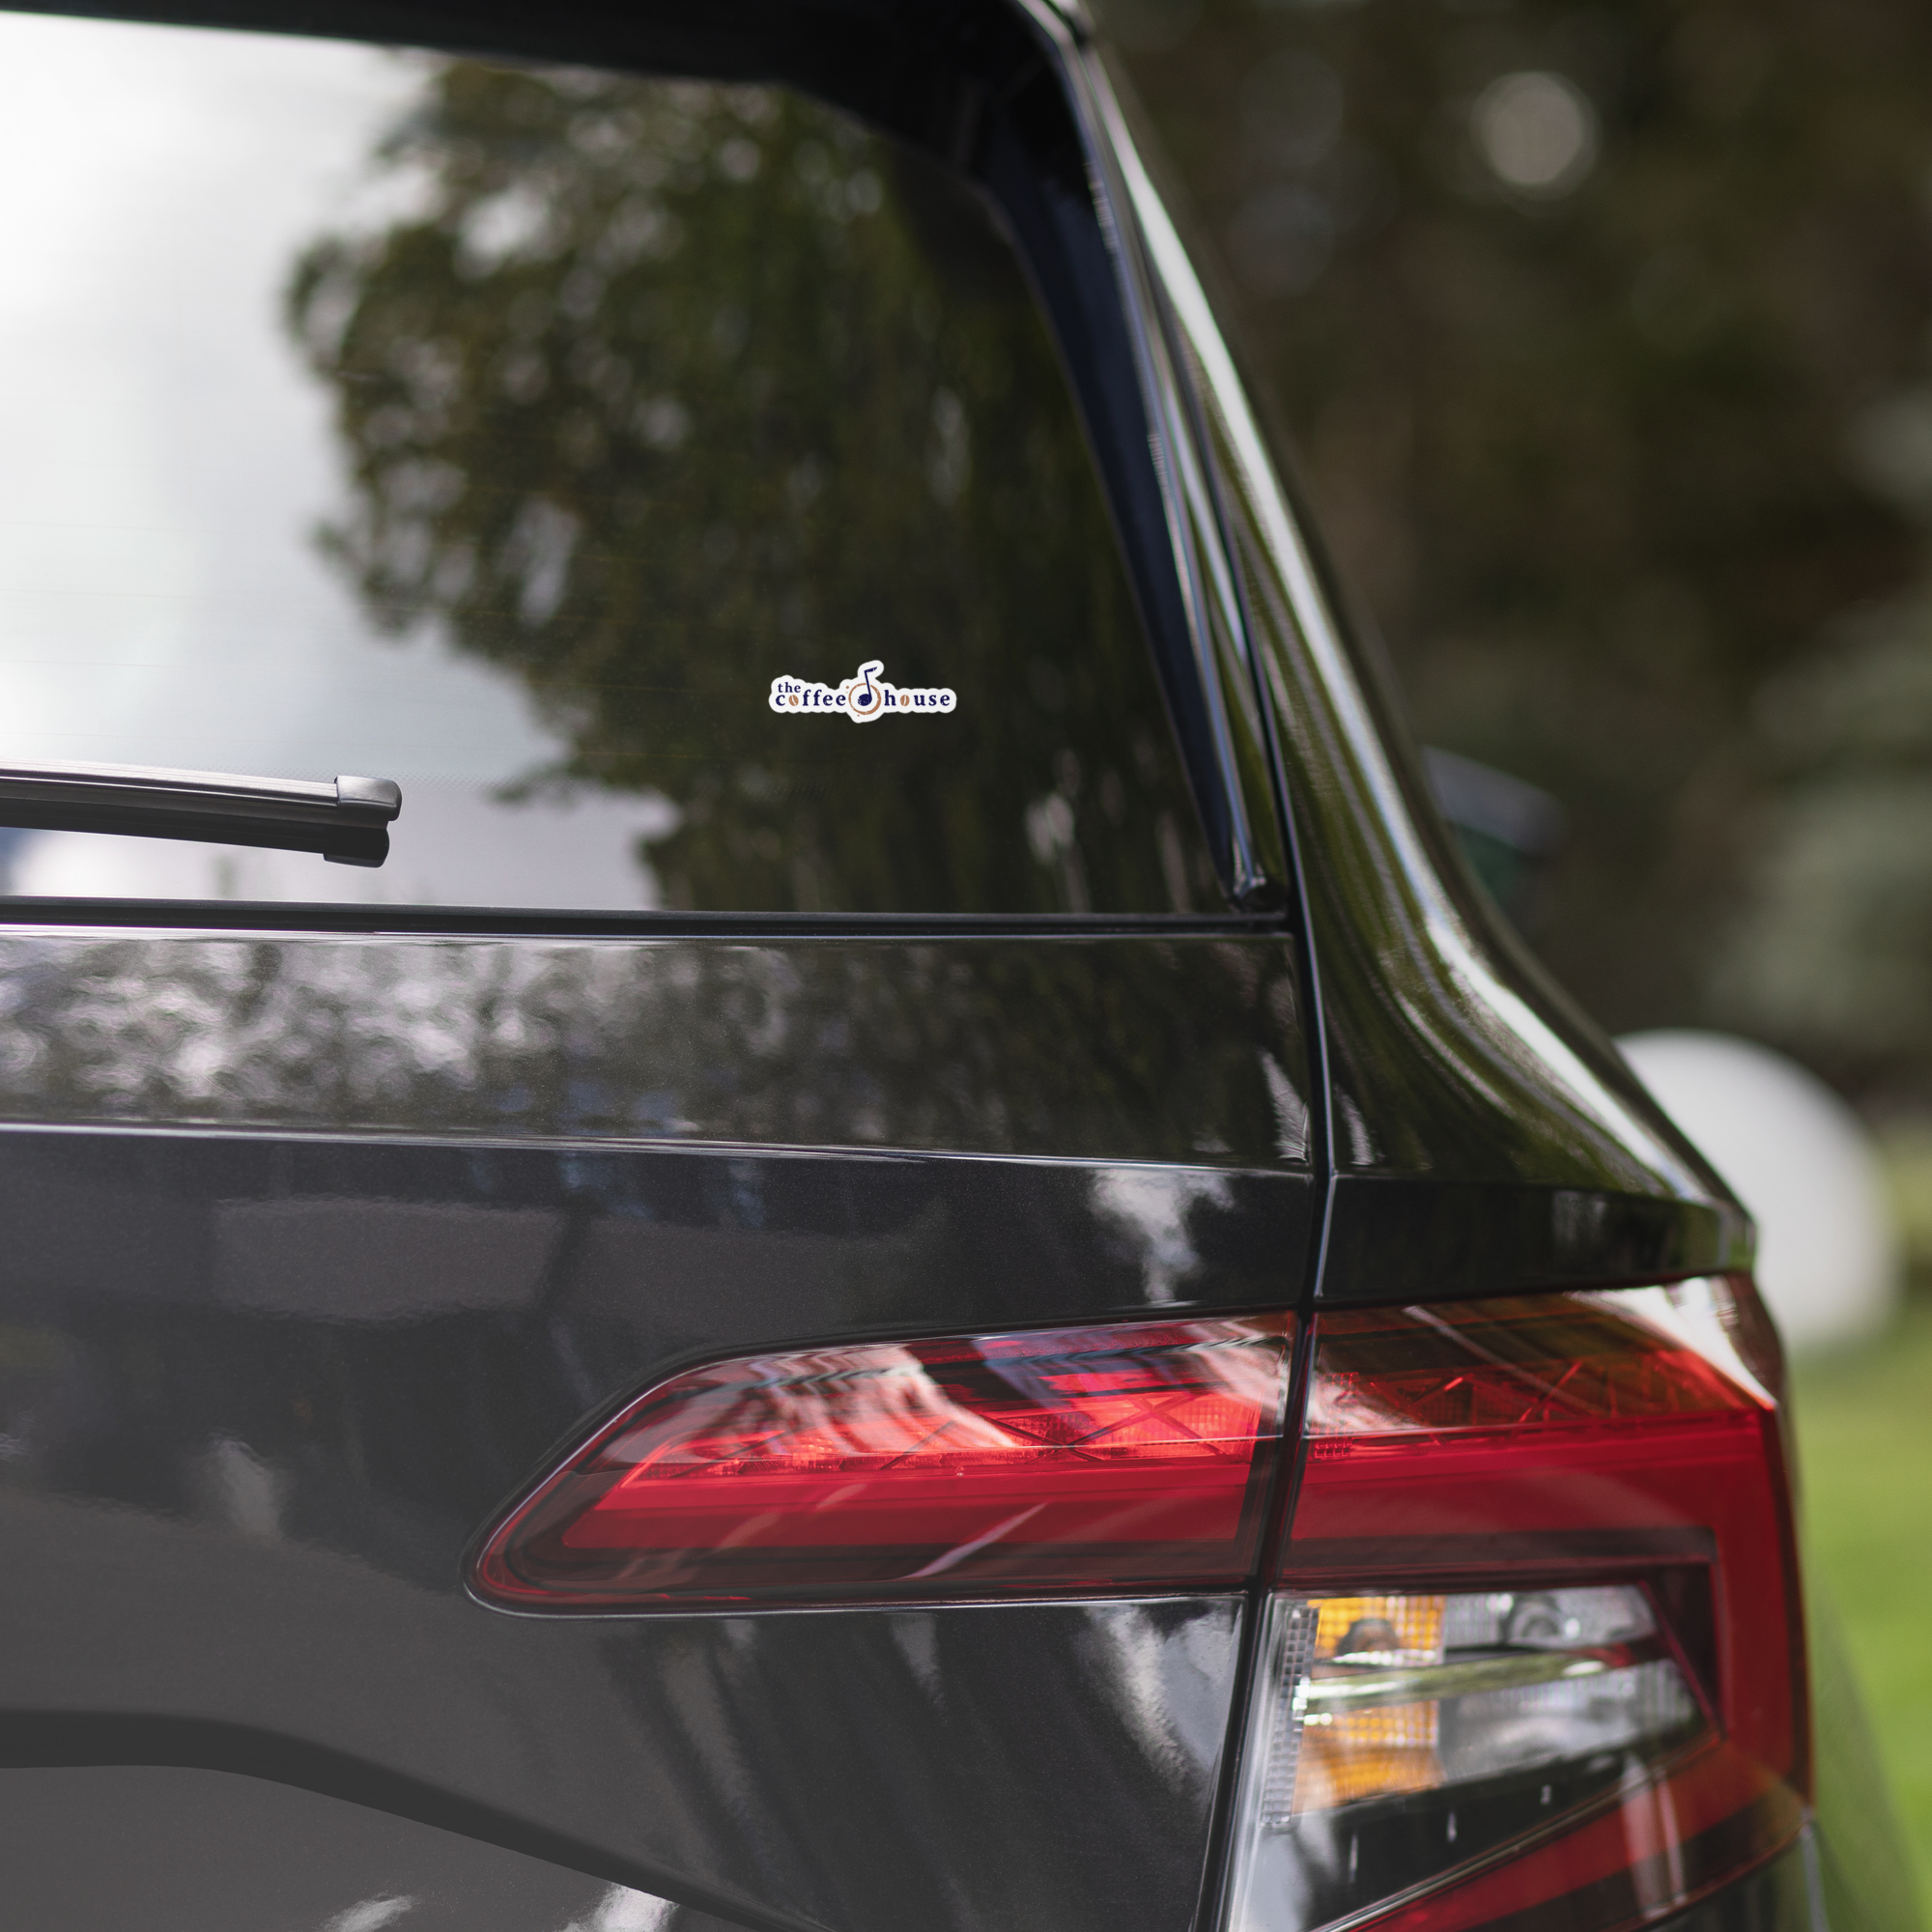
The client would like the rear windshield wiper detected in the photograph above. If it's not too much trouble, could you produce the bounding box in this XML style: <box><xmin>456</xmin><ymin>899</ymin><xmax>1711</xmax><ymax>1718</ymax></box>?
<box><xmin>0</xmin><ymin>760</ymin><xmax>401</xmax><ymax>867</ymax></box>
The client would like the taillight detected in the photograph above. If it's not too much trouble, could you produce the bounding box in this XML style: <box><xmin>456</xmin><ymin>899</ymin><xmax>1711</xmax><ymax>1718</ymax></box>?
<box><xmin>466</xmin><ymin>1276</ymin><xmax>1806</xmax><ymax>1932</ymax></box>
<box><xmin>469</xmin><ymin>1314</ymin><xmax>1293</xmax><ymax>1608</ymax></box>
<box><xmin>1225</xmin><ymin>1279</ymin><xmax>1806</xmax><ymax>1932</ymax></box>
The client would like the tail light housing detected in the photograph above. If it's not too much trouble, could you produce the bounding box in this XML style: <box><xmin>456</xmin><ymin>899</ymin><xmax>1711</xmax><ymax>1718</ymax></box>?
<box><xmin>468</xmin><ymin>1277</ymin><xmax>1805</xmax><ymax>1932</ymax></box>
<box><xmin>469</xmin><ymin>1314</ymin><xmax>1293</xmax><ymax>1607</ymax></box>
<box><xmin>1226</xmin><ymin>1280</ymin><xmax>1805</xmax><ymax>1932</ymax></box>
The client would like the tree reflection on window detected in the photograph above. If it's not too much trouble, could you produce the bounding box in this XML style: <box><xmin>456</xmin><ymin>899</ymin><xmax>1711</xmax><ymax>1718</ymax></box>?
<box><xmin>289</xmin><ymin>63</ymin><xmax>1217</xmax><ymax>914</ymax></box>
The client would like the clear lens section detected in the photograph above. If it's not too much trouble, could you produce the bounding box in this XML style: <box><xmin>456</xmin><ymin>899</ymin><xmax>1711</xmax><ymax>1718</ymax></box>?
<box><xmin>1228</xmin><ymin>1586</ymin><xmax>1703</xmax><ymax>1932</ymax></box>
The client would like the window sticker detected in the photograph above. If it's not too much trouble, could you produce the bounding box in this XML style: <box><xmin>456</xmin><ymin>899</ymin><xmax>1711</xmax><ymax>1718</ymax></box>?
<box><xmin>769</xmin><ymin>661</ymin><xmax>958</xmax><ymax>722</ymax></box>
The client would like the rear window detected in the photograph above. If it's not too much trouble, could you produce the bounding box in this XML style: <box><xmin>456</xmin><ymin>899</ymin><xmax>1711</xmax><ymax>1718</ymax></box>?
<box><xmin>0</xmin><ymin>12</ymin><xmax>1219</xmax><ymax>914</ymax></box>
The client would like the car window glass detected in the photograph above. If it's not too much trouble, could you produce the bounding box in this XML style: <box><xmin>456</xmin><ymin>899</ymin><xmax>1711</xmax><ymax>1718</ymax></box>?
<box><xmin>0</xmin><ymin>11</ymin><xmax>1220</xmax><ymax>914</ymax></box>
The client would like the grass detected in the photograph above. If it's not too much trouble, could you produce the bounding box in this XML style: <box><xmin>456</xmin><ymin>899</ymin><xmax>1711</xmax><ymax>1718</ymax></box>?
<box><xmin>1792</xmin><ymin>1298</ymin><xmax>1932</xmax><ymax>1908</ymax></box>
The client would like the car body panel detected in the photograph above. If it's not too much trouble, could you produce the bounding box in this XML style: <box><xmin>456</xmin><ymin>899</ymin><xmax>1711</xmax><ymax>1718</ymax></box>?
<box><xmin>0</xmin><ymin>930</ymin><xmax>1305</xmax><ymax>1926</ymax></box>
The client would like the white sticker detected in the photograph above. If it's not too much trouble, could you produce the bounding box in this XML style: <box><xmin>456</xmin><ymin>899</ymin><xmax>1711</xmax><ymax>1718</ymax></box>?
<box><xmin>769</xmin><ymin>659</ymin><xmax>957</xmax><ymax>723</ymax></box>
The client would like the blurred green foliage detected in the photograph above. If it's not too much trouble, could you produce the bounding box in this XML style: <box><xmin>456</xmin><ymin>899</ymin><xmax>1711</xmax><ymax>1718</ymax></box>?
<box><xmin>1796</xmin><ymin>1303</ymin><xmax>1932</xmax><ymax>1902</ymax></box>
<box><xmin>1878</xmin><ymin>1122</ymin><xmax>1932</xmax><ymax>1280</ymax></box>
<box><xmin>1100</xmin><ymin>0</ymin><xmax>1932</xmax><ymax>1104</ymax></box>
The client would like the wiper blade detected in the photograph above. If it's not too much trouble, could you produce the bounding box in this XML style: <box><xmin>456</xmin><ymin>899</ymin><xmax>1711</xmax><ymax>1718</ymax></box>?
<box><xmin>0</xmin><ymin>760</ymin><xmax>401</xmax><ymax>867</ymax></box>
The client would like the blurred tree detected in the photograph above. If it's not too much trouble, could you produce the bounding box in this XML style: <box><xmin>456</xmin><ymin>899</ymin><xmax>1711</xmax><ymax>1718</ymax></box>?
<box><xmin>288</xmin><ymin>62</ymin><xmax>1211</xmax><ymax>914</ymax></box>
<box><xmin>1098</xmin><ymin>0</ymin><xmax>1932</xmax><ymax>1091</ymax></box>
<box><xmin>1714</xmin><ymin>581</ymin><xmax>1932</xmax><ymax>1090</ymax></box>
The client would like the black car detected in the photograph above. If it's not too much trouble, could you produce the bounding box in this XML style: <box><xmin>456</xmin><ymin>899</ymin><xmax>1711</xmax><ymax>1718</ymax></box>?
<box><xmin>0</xmin><ymin>2</ymin><xmax>1913</xmax><ymax>1930</ymax></box>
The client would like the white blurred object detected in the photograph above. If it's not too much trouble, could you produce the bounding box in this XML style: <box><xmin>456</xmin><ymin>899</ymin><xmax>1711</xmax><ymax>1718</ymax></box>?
<box><xmin>1471</xmin><ymin>71</ymin><xmax>1599</xmax><ymax>196</ymax></box>
<box><xmin>1616</xmin><ymin>1030</ymin><xmax>1900</xmax><ymax>1351</ymax></box>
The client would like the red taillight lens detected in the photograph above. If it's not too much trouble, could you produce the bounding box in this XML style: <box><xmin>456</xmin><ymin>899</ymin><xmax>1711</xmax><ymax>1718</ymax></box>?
<box><xmin>469</xmin><ymin>1314</ymin><xmax>1293</xmax><ymax>1609</ymax></box>
<box><xmin>1227</xmin><ymin>1280</ymin><xmax>1805</xmax><ymax>1932</ymax></box>
<box><xmin>469</xmin><ymin>1278</ymin><xmax>1806</xmax><ymax>1932</ymax></box>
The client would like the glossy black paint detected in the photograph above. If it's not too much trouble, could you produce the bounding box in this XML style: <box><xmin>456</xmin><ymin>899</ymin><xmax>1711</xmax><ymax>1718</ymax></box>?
<box><xmin>0</xmin><ymin>1127</ymin><xmax>1268</xmax><ymax>1928</ymax></box>
<box><xmin>1321</xmin><ymin>1178</ymin><xmax>1744</xmax><ymax>1302</ymax></box>
<box><xmin>0</xmin><ymin>1764</ymin><xmax>705</xmax><ymax>1932</ymax></box>
<box><xmin>0</xmin><ymin>1596</ymin><xmax>1238</xmax><ymax>1932</ymax></box>
<box><xmin>0</xmin><ymin>1777</ymin><xmax>1831</xmax><ymax>1932</ymax></box>
<box><xmin>1159</xmin><ymin>241</ymin><xmax>1752</xmax><ymax>1299</ymax></box>
<box><xmin>0</xmin><ymin>929</ymin><xmax>1312</xmax><ymax>1163</ymax></box>
<box><xmin>0</xmin><ymin>1130</ymin><xmax>1306</xmax><ymax>1533</ymax></box>
<box><xmin>0</xmin><ymin>926</ymin><xmax>1306</xmax><ymax>1927</ymax></box>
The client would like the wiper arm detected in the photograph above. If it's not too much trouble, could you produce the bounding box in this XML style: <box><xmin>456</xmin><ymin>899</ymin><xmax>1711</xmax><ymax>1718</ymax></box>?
<box><xmin>0</xmin><ymin>760</ymin><xmax>401</xmax><ymax>867</ymax></box>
